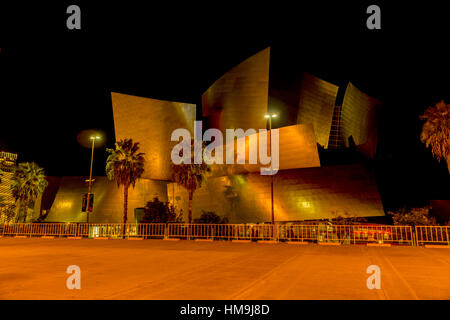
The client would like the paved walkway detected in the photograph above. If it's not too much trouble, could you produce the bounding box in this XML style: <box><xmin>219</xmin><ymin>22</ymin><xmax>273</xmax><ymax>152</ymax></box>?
<box><xmin>0</xmin><ymin>238</ymin><xmax>449</xmax><ymax>299</ymax></box>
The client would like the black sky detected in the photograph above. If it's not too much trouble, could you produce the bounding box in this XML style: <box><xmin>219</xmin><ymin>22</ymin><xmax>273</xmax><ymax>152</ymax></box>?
<box><xmin>0</xmin><ymin>1</ymin><xmax>449</xmax><ymax>211</ymax></box>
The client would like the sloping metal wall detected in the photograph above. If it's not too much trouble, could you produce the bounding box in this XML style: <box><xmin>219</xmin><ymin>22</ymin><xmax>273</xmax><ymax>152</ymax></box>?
<box><xmin>45</xmin><ymin>176</ymin><xmax>168</xmax><ymax>223</ymax></box>
<box><xmin>111</xmin><ymin>92</ymin><xmax>196</xmax><ymax>181</ymax></box>
<box><xmin>341</xmin><ymin>82</ymin><xmax>382</xmax><ymax>158</ymax></box>
<box><xmin>202</xmin><ymin>47</ymin><xmax>271</xmax><ymax>133</ymax></box>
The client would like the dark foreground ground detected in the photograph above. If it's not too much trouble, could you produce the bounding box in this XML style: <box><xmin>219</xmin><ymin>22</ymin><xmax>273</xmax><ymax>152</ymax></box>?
<box><xmin>0</xmin><ymin>238</ymin><xmax>449</xmax><ymax>300</ymax></box>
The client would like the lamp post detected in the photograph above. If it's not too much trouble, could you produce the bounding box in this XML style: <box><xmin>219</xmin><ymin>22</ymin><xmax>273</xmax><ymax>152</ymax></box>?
<box><xmin>264</xmin><ymin>113</ymin><xmax>277</xmax><ymax>236</ymax></box>
<box><xmin>86</xmin><ymin>135</ymin><xmax>100</xmax><ymax>224</ymax></box>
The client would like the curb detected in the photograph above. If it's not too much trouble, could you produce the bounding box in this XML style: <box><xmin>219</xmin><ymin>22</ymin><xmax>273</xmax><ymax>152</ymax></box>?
<box><xmin>257</xmin><ymin>240</ymin><xmax>278</xmax><ymax>244</ymax></box>
<box><xmin>14</xmin><ymin>236</ymin><xmax>27</xmax><ymax>238</ymax></box>
<box><xmin>164</xmin><ymin>238</ymin><xmax>180</xmax><ymax>241</ymax></box>
<box><xmin>41</xmin><ymin>236</ymin><xmax>55</xmax><ymax>239</ymax></box>
<box><xmin>127</xmin><ymin>237</ymin><xmax>144</xmax><ymax>240</ymax></box>
<box><xmin>424</xmin><ymin>244</ymin><xmax>450</xmax><ymax>249</ymax></box>
<box><xmin>286</xmin><ymin>241</ymin><xmax>309</xmax><ymax>245</ymax></box>
<box><xmin>319</xmin><ymin>242</ymin><xmax>341</xmax><ymax>246</ymax></box>
<box><xmin>67</xmin><ymin>236</ymin><xmax>83</xmax><ymax>239</ymax></box>
<box><xmin>94</xmin><ymin>237</ymin><xmax>109</xmax><ymax>240</ymax></box>
<box><xmin>195</xmin><ymin>239</ymin><xmax>213</xmax><ymax>242</ymax></box>
<box><xmin>367</xmin><ymin>243</ymin><xmax>391</xmax><ymax>247</ymax></box>
<box><xmin>232</xmin><ymin>240</ymin><xmax>251</xmax><ymax>243</ymax></box>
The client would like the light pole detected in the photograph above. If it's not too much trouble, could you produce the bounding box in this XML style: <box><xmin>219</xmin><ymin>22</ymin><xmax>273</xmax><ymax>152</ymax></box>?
<box><xmin>264</xmin><ymin>113</ymin><xmax>277</xmax><ymax>235</ymax></box>
<box><xmin>86</xmin><ymin>135</ymin><xmax>100</xmax><ymax>224</ymax></box>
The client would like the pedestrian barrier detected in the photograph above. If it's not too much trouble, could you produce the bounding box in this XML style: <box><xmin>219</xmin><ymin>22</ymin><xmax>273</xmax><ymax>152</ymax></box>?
<box><xmin>278</xmin><ymin>224</ymin><xmax>414</xmax><ymax>246</ymax></box>
<box><xmin>415</xmin><ymin>226</ymin><xmax>450</xmax><ymax>246</ymax></box>
<box><xmin>0</xmin><ymin>222</ymin><xmax>423</xmax><ymax>246</ymax></box>
<box><xmin>166</xmin><ymin>223</ymin><xmax>275</xmax><ymax>241</ymax></box>
<box><xmin>1</xmin><ymin>223</ymin><xmax>78</xmax><ymax>237</ymax></box>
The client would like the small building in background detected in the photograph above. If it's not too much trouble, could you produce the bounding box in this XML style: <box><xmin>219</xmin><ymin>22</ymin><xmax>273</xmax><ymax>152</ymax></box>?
<box><xmin>0</xmin><ymin>151</ymin><xmax>18</xmax><ymax>223</ymax></box>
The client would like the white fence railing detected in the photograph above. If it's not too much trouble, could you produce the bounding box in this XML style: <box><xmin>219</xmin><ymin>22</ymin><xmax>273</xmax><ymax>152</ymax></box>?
<box><xmin>0</xmin><ymin>222</ymin><xmax>434</xmax><ymax>246</ymax></box>
<box><xmin>415</xmin><ymin>226</ymin><xmax>450</xmax><ymax>246</ymax></box>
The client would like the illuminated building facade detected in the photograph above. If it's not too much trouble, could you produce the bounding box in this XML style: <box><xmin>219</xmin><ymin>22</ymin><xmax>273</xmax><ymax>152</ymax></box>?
<box><xmin>0</xmin><ymin>151</ymin><xmax>17</xmax><ymax>223</ymax></box>
<box><xmin>45</xmin><ymin>176</ymin><xmax>167</xmax><ymax>223</ymax></box>
<box><xmin>341</xmin><ymin>82</ymin><xmax>382</xmax><ymax>158</ymax></box>
<box><xmin>45</xmin><ymin>47</ymin><xmax>385</xmax><ymax>223</ymax></box>
<box><xmin>45</xmin><ymin>94</ymin><xmax>196</xmax><ymax>223</ymax></box>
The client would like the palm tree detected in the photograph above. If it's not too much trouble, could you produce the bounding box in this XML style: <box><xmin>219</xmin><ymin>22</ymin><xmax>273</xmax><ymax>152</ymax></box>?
<box><xmin>106</xmin><ymin>138</ymin><xmax>145</xmax><ymax>231</ymax></box>
<box><xmin>10</xmin><ymin>162</ymin><xmax>48</xmax><ymax>222</ymax></box>
<box><xmin>171</xmin><ymin>140</ymin><xmax>209</xmax><ymax>224</ymax></box>
<box><xmin>420</xmin><ymin>100</ymin><xmax>450</xmax><ymax>174</ymax></box>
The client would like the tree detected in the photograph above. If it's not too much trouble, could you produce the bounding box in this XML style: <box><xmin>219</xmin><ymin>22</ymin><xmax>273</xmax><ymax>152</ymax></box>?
<box><xmin>389</xmin><ymin>207</ymin><xmax>437</xmax><ymax>226</ymax></box>
<box><xmin>106</xmin><ymin>138</ymin><xmax>145</xmax><ymax>230</ymax></box>
<box><xmin>141</xmin><ymin>197</ymin><xmax>183</xmax><ymax>223</ymax></box>
<box><xmin>420</xmin><ymin>100</ymin><xmax>450</xmax><ymax>174</ymax></box>
<box><xmin>10</xmin><ymin>162</ymin><xmax>48</xmax><ymax>222</ymax></box>
<box><xmin>171</xmin><ymin>140</ymin><xmax>209</xmax><ymax>224</ymax></box>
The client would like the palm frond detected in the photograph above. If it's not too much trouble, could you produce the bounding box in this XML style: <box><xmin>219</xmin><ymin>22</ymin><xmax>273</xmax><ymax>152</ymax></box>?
<box><xmin>105</xmin><ymin>138</ymin><xmax>145</xmax><ymax>188</ymax></box>
<box><xmin>420</xmin><ymin>100</ymin><xmax>450</xmax><ymax>171</ymax></box>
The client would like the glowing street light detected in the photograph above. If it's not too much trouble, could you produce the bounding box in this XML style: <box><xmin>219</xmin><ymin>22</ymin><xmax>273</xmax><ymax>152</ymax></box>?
<box><xmin>264</xmin><ymin>113</ymin><xmax>277</xmax><ymax>236</ymax></box>
<box><xmin>86</xmin><ymin>135</ymin><xmax>101</xmax><ymax>223</ymax></box>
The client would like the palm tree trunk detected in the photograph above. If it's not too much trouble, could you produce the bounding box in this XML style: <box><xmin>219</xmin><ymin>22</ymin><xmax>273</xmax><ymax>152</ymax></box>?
<box><xmin>15</xmin><ymin>204</ymin><xmax>20</xmax><ymax>223</ymax></box>
<box><xmin>188</xmin><ymin>190</ymin><xmax>193</xmax><ymax>224</ymax></box>
<box><xmin>123</xmin><ymin>184</ymin><xmax>129</xmax><ymax>238</ymax></box>
<box><xmin>22</xmin><ymin>199</ymin><xmax>28</xmax><ymax>223</ymax></box>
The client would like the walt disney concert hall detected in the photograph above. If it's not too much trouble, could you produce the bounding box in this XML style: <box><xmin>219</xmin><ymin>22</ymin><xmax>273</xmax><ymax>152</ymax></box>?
<box><xmin>45</xmin><ymin>47</ymin><xmax>384</xmax><ymax>223</ymax></box>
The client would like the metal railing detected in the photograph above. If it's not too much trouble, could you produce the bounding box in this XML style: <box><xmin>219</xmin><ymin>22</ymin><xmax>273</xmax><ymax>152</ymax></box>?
<box><xmin>0</xmin><ymin>223</ymin><xmax>167</xmax><ymax>239</ymax></box>
<box><xmin>279</xmin><ymin>224</ymin><xmax>414</xmax><ymax>245</ymax></box>
<box><xmin>1</xmin><ymin>223</ymin><xmax>78</xmax><ymax>237</ymax></box>
<box><xmin>415</xmin><ymin>226</ymin><xmax>450</xmax><ymax>246</ymax></box>
<box><xmin>166</xmin><ymin>223</ymin><xmax>276</xmax><ymax>241</ymax></box>
<box><xmin>0</xmin><ymin>222</ymin><xmax>420</xmax><ymax>246</ymax></box>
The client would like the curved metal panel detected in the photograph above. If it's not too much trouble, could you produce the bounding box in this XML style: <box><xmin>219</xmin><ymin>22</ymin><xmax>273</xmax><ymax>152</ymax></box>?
<box><xmin>202</xmin><ymin>47</ymin><xmax>270</xmax><ymax>133</ymax></box>
<box><xmin>341</xmin><ymin>82</ymin><xmax>382</xmax><ymax>158</ymax></box>
<box><xmin>296</xmin><ymin>73</ymin><xmax>339</xmax><ymax>148</ymax></box>
<box><xmin>208</xmin><ymin>123</ymin><xmax>320</xmax><ymax>176</ymax></box>
<box><xmin>111</xmin><ymin>92</ymin><xmax>196</xmax><ymax>181</ymax></box>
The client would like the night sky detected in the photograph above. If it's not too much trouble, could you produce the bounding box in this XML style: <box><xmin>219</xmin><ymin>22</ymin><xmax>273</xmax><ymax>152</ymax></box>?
<box><xmin>0</xmin><ymin>2</ymin><xmax>449</xmax><ymax>211</ymax></box>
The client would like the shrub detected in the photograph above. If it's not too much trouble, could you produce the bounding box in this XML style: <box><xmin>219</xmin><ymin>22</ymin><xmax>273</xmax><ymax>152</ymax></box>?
<box><xmin>141</xmin><ymin>197</ymin><xmax>183</xmax><ymax>223</ymax></box>
<box><xmin>329</xmin><ymin>212</ymin><xmax>368</xmax><ymax>225</ymax></box>
<box><xmin>388</xmin><ymin>207</ymin><xmax>437</xmax><ymax>226</ymax></box>
<box><xmin>195</xmin><ymin>211</ymin><xmax>229</xmax><ymax>224</ymax></box>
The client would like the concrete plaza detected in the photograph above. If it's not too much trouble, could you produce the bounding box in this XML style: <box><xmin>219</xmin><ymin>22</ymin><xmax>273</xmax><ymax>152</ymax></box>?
<box><xmin>0</xmin><ymin>238</ymin><xmax>449</xmax><ymax>300</ymax></box>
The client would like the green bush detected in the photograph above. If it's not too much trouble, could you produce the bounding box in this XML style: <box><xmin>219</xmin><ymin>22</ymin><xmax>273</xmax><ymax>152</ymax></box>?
<box><xmin>329</xmin><ymin>212</ymin><xmax>368</xmax><ymax>225</ymax></box>
<box><xmin>141</xmin><ymin>197</ymin><xmax>183</xmax><ymax>223</ymax></box>
<box><xmin>389</xmin><ymin>207</ymin><xmax>437</xmax><ymax>226</ymax></box>
<box><xmin>195</xmin><ymin>211</ymin><xmax>229</xmax><ymax>224</ymax></box>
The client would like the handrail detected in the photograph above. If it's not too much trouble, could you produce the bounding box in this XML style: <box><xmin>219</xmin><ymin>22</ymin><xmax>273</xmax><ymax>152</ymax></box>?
<box><xmin>0</xmin><ymin>222</ymin><xmax>431</xmax><ymax>246</ymax></box>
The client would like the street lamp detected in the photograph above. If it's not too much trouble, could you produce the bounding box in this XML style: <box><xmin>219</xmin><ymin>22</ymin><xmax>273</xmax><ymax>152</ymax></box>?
<box><xmin>264</xmin><ymin>113</ymin><xmax>277</xmax><ymax>230</ymax></box>
<box><xmin>86</xmin><ymin>135</ymin><xmax>100</xmax><ymax>223</ymax></box>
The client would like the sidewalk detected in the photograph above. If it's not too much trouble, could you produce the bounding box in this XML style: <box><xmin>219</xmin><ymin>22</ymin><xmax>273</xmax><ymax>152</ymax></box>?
<box><xmin>0</xmin><ymin>238</ymin><xmax>449</xmax><ymax>299</ymax></box>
